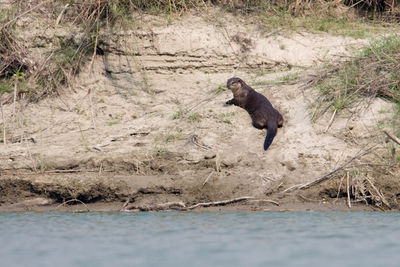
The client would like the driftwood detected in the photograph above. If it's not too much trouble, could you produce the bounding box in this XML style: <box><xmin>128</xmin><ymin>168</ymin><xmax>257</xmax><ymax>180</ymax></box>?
<box><xmin>124</xmin><ymin>202</ymin><xmax>186</xmax><ymax>212</ymax></box>
<box><xmin>122</xmin><ymin>196</ymin><xmax>255</xmax><ymax>212</ymax></box>
<box><xmin>383</xmin><ymin>128</ymin><xmax>400</xmax><ymax>146</ymax></box>
<box><xmin>186</xmin><ymin>197</ymin><xmax>254</xmax><ymax>210</ymax></box>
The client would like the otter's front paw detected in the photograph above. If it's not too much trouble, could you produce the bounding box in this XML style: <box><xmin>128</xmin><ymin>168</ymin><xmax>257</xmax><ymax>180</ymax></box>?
<box><xmin>224</xmin><ymin>100</ymin><xmax>233</xmax><ymax>107</ymax></box>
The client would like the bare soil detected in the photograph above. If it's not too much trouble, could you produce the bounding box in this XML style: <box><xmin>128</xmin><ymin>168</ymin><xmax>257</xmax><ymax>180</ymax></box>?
<box><xmin>1</xmin><ymin>9</ymin><xmax>399</xmax><ymax>212</ymax></box>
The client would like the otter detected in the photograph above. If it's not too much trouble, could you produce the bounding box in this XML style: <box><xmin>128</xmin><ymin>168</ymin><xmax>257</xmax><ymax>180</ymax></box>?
<box><xmin>225</xmin><ymin>77</ymin><xmax>283</xmax><ymax>150</ymax></box>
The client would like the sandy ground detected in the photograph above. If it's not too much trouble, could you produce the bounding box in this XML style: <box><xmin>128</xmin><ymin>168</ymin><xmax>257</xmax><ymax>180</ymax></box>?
<box><xmin>0</xmin><ymin>10</ymin><xmax>397</xmax><ymax>212</ymax></box>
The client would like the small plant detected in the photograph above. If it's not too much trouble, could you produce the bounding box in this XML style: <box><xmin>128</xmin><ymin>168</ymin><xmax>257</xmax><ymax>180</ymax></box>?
<box><xmin>172</xmin><ymin>109</ymin><xmax>187</xmax><ymax>120</ymax></box>
<box><xmin>256</xmin><ymin>69</ymin><xmax>273</xmax><ymax>77</ymax></box>
<box><xmin>164</xmin><ymin>130</ymin><xmax>183</xmax><ymax>142</ymax></box>
<box><xmin>217</xmin><ymin>112</ymin><xmax>235</xmax><ymax>124</ymax></box>
<box><xmin>155</xmin><ymin>145</ymin><xmax>167</xmax><ymax>156</ymax></box>
<box><xmin>106</xmin><ymin>120</ymin><xmax>121</xmax><ymax>126</ymax></box>
<box><xmin>214</xmin><ymin>84</ymin><xmax>226</xmax><ymax>94</ymax></box>
<box><xmin>278</xmin><ymin>72</ymin><xmax>300</xmax><ymax>83</ymax></box>
<box><xmin>0</xmin><ymin>80</ymin><xmax>12</xmax><ymax>94</ymax></box>
<box><xmin>188</xmin><ymin>112</ymin><xmax>201</xmax><ymax>123</ymax></box>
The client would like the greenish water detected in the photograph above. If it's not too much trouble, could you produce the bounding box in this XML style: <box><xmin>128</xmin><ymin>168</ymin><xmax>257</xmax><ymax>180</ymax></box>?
<box><xmin>1</xmin><ymin>211</ymin><xmax>400</xmax><ymax>267</ymax></box>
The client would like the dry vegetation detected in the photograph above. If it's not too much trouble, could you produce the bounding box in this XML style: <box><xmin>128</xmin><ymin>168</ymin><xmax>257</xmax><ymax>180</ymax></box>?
<box><xmin>1</xmin><ymin>0</ymin><xmax>399</xmax><ymax>100</ymax></box>
<box><xmin>310</xmin><ymin>35</ymin><xmax>400</xmax><ymax>135</ymax></box>
<box><xmin>1</xmin><ymin>0</ymin><xmax>400</xmax><ymax>211</ymax></box>
<box><xmin>302</xmin><ymin>35</ymin><xmax>400</xmax><ymax>210</ymax></box>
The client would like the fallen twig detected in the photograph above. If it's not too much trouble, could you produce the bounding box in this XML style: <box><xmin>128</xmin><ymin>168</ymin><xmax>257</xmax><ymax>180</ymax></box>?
<box><xmin>248</xmin><ymin>199</ymin><xmax>280</xmax><ymax>206</ymax></box>
<box><xmin>383</xmin><ymin>128</ymin><xmax>400</xmax><ymax>146</ymax></box>
<box><xmin>124</xmin><ymin>202</ymin><xmax>186</xmax><ymax>212</ymax></box>
<box><xmin>365</xmin><ymin>175</ymin><xmax>390</xmax><ymax>209</ymax></box>
<box><xmin>55</xmin><ymin>3</ymin><xmax>70</xmax><ymax>25</ymax></box>
<box><xmin>44</xmin><ymin>169</ymin><xmax>99</xmax><ymax>174</ymax></box>
<box><xmin>336</xmin><ymin>174</ymin><xmax>345</xmax><ymax>200</ymax></box>
<box><xmin>186</xmin><ymin>196</ymin><xmax>254</xmax><ymax>210</ymax></box>
<box><xmin>346</xmin><ymin>172</ymin><xmax>351</xmax><ymax>208</ymax></box>
<box><xmin>189</xmin><ymin>134</ymin><xmax>211</xmax><ymax>150</ymax></box>
<box><xmin>120</xmin><ymin>198</ymin><xmax>130</xmax><ymax>211</ymax></box>
<box><xmin>122</xmin><ymin>197</ymin><xmax>255</xmax><ymax>212</ymax></box>
<box><xmin>282</xmin><ymin>183</ymin><xmax>303</xmax><ymax>193</ymax></box>
<box><xmin>202</xmin><ymin>171</ymin><xmax>214</xmax><ymax>187</ymax></box>
<box><xmin>13</xmin><ymin>74</ymin><xmax>17</xmax><ymax>120</ymax></box>
<box><xmin>56</xmin><ymin>198</ymin><xmax>90</xmax><ymax>211</ymax></box>
<box><xmin>0</xmin><ymin>99</ymin><xmax>6</xmax><ymax>144</ymax></box>
<box><xmin>323</xmin><ymin>108</ymin><xmax>336</xmax><ymax>133</ymax></box>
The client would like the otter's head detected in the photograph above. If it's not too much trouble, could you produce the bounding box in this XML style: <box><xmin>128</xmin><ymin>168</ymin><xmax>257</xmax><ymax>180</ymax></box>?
<box><xmin>227</xmin><ymin>77</ymin><xmax>244</xmax><ymax>93</ymax></box>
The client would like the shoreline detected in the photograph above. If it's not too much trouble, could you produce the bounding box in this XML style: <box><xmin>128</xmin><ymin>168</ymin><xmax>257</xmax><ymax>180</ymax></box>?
<box><xmin>0</xmin><ymin>195</ymin><xmax>382</xmax><ymax>213</ymax></box>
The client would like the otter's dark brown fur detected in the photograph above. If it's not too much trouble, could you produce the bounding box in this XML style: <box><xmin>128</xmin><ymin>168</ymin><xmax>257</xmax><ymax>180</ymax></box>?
<box><xmin>225</xmin><ymin>77</ymin><xmax>283</xmax><ymax>150</ymax></box>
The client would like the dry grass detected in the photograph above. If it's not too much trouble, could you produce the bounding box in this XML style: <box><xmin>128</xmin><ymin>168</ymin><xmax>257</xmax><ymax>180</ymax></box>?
<box><xmin>0</xmin><ymin>0</ymin><xmax>399</xmax><ymax>102</ymax></box>
<box><xmin>309</xmin><ymin>36</ymin><xmax>400</xmax><ymax>127</ymax></box>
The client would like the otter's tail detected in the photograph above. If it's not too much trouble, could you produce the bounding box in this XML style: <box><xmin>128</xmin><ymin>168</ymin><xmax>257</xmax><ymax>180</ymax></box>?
<box><xmin>264</xmin><ymin>122</ymin><xmax>277</xmax><ymax>150</ymax></box>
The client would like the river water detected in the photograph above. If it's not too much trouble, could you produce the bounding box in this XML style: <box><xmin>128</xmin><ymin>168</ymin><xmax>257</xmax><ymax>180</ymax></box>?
<box><xmin>1</xmin><ymin>211</ymin><xmax>399</xmax><ymax>267</ymax></box>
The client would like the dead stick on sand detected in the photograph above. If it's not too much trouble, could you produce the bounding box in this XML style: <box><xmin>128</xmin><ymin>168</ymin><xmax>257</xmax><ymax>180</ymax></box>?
<box><xmin>120</xmin><ymin>198</ymin><xmax>131</xmax><ymax>211</ymax></box>
<box><xmin>124</xmin><ymin>202</ymin><xmax>186</xmax><ymax>212</ymax></box>
<box><xmin>298</xmin><ymin>145</ymin><xmax>378</xmax><ymax>190</ymax></box>
<box><xmin>122</xmin><ymin>197</ymin><xmax>255</xmax><ymax>212</ymax></box>
<box><xmin>55</xmin><ymin>3</ymin><xmax>69</xmax><ymax>25</ymax></box>
<box><xmin>248</xmin><ymin>199</ymin><xmax>280</xmax><ymax>206</ymax></box>
<box><xmin>336</xmin><ymin>174</ymin><xmax>345</xmax><ymax>200</ymax></box>
<box><xmin>346</xmin><ymin>172</ymin><xmax>351</xmax><ymax>208</ymax></box>
<box><xmin>13</xmin><ymin>74</ymin><xmax>17</xmax><ymax>120</ymax></box>
<box><xmin>186</xmin><ymin>196</ymin><xmax>254</xmax><ymax>210</ymax></box>
<box><xmin>56</xmin><ymin>199</ymin><xmax>90</xmax><ymax>211</ymax></box>
<box><xmin>365</xmin><ymin>175</ymin><xmax>390</xmax><ymax>208</ymax></box>
<box><xmin>324</xmin><ymin>108</ymin><xmax>336</xmax><ymax>133</ymax></box>
<box><xmin>383</xmin><ymin>128</ymin><xmax>400</xmax><ymax>146</ymax></box>
<box><xmin>202</xmin><ymin>171</ymin><xmax>214</xmax><ymax>187</ymax></box>
<box><xmin>0</xmin><ymin>100</ymin><xmax>6</xmax><ymax>144</ymax></box>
